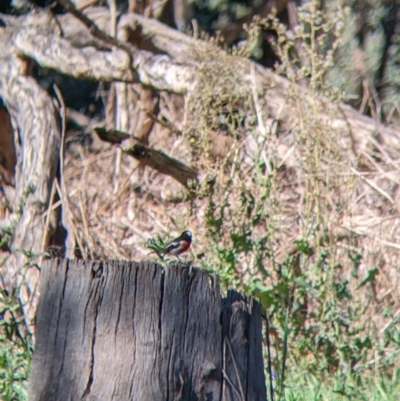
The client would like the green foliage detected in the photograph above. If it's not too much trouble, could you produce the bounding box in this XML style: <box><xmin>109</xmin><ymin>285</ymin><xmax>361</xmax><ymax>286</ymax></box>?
<box><xmin>193</xmin><ymin>0</ymin><xmax>399</xmax><ymax>123</ymax></box>
<box><xmin>191</xmin><ymin>0</ymin><xmax>399</xmax><ymax>398</ymax></box>
<box><xmin>0</xmin><ymin>184</ymin><xmax>36</xmax><ymax>249</ymax></box>
<box><xmin>325</xmin><ymin>0</ymin><xmax>400</xmax><ymax>123</ymax></box>
<box><xmin>0</xmin><ymin>185</ymin><xmax>37</xmax><ymax>400</ymax></box>
<box><xmin>146</xmin><ymin>233</ymin><xmax>168</xmax><ymax>261</ymax></box>
<box><xmin>283</xmin><ymin>368</ymin><xmax>400</xmax><ymax>401</ymax></box>
<box><xmin>0</xmin><ymin>288</ymin><xmax>32</xmax><ymax>401</ymax></box>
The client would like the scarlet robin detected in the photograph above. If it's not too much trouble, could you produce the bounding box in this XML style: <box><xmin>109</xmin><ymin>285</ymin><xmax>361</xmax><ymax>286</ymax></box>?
<box><xmin>158</xmin><ymin>231</ymin><xmax>192</xmax><ymax>262</ymax></box>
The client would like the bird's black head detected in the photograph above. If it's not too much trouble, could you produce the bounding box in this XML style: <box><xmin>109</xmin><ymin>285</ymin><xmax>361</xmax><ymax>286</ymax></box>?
<box><xmin>181</xmin><ymin>231</ymin><xmax>192</xmax><ymax>240</ymax></box>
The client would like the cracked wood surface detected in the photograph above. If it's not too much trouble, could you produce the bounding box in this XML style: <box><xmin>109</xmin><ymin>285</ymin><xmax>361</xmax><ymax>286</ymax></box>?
<box><xmin>28</xmin><ymin>259</ymin><xmax>266</xmax><ymax>401</ymax></box>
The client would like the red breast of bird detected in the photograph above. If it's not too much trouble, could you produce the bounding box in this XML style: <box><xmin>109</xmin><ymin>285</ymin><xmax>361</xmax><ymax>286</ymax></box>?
<box><xmin>161</xmin><ymin>231</ymin><xmax>192</xmax><ymax>256</ymax></box>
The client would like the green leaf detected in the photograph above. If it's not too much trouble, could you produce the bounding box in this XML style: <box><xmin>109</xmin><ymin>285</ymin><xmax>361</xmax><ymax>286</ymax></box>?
<box><xmin>255</xmin><ymin>290</ymin><xmax>275</xmax><ymax>308</ymax></box>
<box><xmin>356</xmin><ymin>268</ymin><xmax>379</xmax><ymax>289</ymax></box>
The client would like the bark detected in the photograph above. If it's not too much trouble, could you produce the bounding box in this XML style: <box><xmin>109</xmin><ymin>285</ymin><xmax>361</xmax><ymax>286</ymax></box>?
<box><xmin>28</xmin><ymin>259</ymin><xmax>267</xmax><ymax>401</ymax></box>
<box><xmin>0</xmin><ymin>17</ymin><xmax>61</xmax><ymax>325</ymax></box>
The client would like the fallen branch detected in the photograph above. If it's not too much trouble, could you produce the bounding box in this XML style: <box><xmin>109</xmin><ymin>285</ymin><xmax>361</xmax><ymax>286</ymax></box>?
<box><xmin>94</xmin><ymin>127</ymin><xmax>198</xmax><ymax>188</ymax></box>
<box><xmin>1</xmin><ymin>7</ymin><xmax>398</xmax><ymax>158</ymax></box>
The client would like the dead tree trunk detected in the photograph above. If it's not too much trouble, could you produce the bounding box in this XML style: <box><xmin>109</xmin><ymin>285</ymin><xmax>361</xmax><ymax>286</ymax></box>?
<box><xmin>28</xmin><ymin>259</ymin><xmax>267</xmax><ymax>401</ymax></box>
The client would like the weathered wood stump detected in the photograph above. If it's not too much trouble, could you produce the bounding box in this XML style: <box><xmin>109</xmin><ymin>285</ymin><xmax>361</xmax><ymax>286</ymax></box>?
<box><xmin>28</xmin><ymin>259</ymin><xmax>266</xmax><ymax>401</ymax></box>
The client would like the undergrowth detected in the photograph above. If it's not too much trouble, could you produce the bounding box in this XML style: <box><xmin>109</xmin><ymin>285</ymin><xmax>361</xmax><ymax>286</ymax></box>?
<box><xmin>187</xmin><ymin>0</ymin><xmax>400</xmax><ymax>399</ymax></box>
<box><xmin>1</xmin><ymin>188</ymin><xmax>37</xmax><ymax>400</ymax></box>
<box><xmin>0</xmin><ymin>288</ymin><xmax>32</xmax><ymax>400</ymax></box>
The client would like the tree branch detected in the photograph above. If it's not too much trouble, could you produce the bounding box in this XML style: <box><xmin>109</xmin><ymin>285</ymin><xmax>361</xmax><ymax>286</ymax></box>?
<box><xmin>0</xmin><ymin>52</ymin><xmax>61</xmax><ymax>329</ymax></box>
<box><xmin>11</xmin><ymin>13</ymin><xmax>192</xmax><ymax>92</ymax></box>
<box><xmin>53</xmin><ymin>8</ymin><xmax>400</xmax><ymax>158</ymax></box>
<box><xmin>94</xmin><ymin>127</ymin><xmax>198</xmax><ymax>188</ymax></box>
<box><xmin>56</xmin><ymin>0</ymin><xmax>136</xmax><ymax>64</ymax></box>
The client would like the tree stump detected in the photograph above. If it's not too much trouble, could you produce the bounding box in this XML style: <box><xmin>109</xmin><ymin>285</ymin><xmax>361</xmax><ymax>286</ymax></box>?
<box><xmin>28</xmin><ymin>259</ymin><xmax>266</xmax><ymax>401</ymax></box>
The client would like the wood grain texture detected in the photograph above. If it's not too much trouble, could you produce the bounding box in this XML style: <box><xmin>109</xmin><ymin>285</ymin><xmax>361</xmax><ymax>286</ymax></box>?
<box><xmin>222</xmin><ymin>291</ymin><xmax>266</xmax><ymax>401</ymax></box>
<box><xmin>8</xmin><ymin>9</ymin><xmax>192</xmax><ymax>93</ymax></box>
<box><xmin>28</xmin><ymin>259</ymin><xmax>266</xmax><ymax>401</ymax></box>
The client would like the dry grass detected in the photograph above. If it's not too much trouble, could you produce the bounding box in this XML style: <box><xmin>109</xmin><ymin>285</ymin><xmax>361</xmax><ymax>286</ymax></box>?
<box><xmin>61</xmin><ymin>0</ymin><xmax>400</xmax><ymax>378</ymax></box>
<box><xmin>64</xmin><ymin>94</ymin><xmax>195</xmax><ymax>261</ymax></box>
<box><xmin>63</xmin><ymin>85</ymin><xmax>400</xmax><ymax>362</ymax></box>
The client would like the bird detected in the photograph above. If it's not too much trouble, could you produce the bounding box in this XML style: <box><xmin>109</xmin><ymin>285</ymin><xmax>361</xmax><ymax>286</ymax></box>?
<box><xmin>158</xmin><ymin>231</ymin><xmax>192</xmax><ymax>262</ymax></box>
